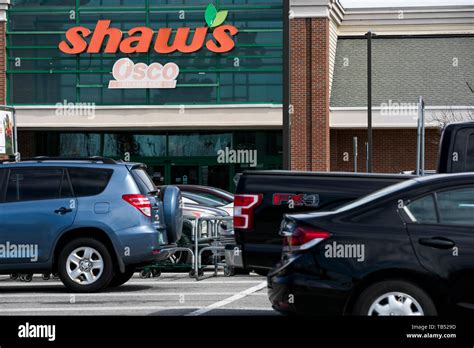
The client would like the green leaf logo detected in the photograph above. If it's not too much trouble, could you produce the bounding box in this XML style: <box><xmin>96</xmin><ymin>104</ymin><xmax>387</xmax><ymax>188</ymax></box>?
<box><xmin>205</xmin><ymin>3</ymin><xmax>228</xmax><ymax>28</ymax></box>
<box><xmin>211</xmin><ymin>10</ymin><xmax>228</xmax><ymax>28</ymax></box>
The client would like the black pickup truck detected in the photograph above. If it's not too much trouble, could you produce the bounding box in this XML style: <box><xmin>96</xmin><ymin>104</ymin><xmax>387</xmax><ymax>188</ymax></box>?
<box><xmin>232</xmin><ymin>121</ymin><xmax>474</xmax><ymax>274</ymax></box>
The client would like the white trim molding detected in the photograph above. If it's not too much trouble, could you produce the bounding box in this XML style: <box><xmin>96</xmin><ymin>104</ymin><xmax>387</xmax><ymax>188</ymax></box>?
<box><xmin>339</xmin><ymin>5</ymin><xmax>474</xmax><ymax>36</ymax></box>
<box><xmin>290</xmin><ymin>0</ymin><xmax>345</xmax><ymax>23</ymax></box>
<box><xmin>0</xmin><ymin>0</ymin><xmax>9</xmax><ymax>22</ymax></box>
<box><xmin>330</xmin><ymin>106</ymin><xmax>474</xmax><ymax>129</ymax></box>
<box><xmin>291</xmin><ymin>1</ymin><xmax>474</xmax><ymax>35</ymax></box>
<box><xmin>14</xmin><ymin>105</ymin><xmax>283</xmax><ymax>130</ymax></box>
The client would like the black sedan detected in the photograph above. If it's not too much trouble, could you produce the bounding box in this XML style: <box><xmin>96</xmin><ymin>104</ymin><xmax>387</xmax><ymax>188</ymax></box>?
<box><xmin>268</xmin><ymin>173</ymin><xmax>474</xmax><ymax>316</ymax></box>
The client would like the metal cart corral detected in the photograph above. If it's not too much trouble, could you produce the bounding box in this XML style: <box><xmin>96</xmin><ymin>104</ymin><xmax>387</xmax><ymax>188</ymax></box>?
<box><xmin>187</xmin><ymin>215</ymin><xmax>235</xmax><ymax>280</ymax></box>
<box><xmin>139</xmin><ymin>215</ymin><xmax>235</xmax><ymax>280</ymax></box>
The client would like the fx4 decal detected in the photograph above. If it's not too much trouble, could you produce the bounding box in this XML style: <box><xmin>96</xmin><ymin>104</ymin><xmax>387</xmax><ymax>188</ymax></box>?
<box><xmin>272</xmin><ymin>193</ymin><xmax>320</xmax><ymax>208</ymax></box>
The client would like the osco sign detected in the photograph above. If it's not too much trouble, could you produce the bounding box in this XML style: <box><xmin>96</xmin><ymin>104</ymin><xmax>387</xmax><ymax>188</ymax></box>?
<box><xmin>109</xmin><ymin>58</ymin><xmax>179</xmax><ymax>89</ymax></box>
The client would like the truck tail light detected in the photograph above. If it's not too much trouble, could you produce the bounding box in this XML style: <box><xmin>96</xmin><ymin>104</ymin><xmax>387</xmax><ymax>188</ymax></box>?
<box><xmin>122</xmin><ymin>194</ymin><xmax>152</xmax><ymax>218</ymax></box>
<box><xmin>234</xmin><ymin>194</ymin><xmax>263</xmax><ymax>230</ymax></box>
<box><xmin>281</xmin><ymin>223</ymin><xmax>330</xmax><ymax>253</ymax></box>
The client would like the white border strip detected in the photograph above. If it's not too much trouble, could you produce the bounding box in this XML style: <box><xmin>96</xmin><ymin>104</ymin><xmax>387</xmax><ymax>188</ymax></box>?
<box><xmin>187</xmin><ymin>281</ymin><xmax>267</xmax><ymax>316</ymax></box>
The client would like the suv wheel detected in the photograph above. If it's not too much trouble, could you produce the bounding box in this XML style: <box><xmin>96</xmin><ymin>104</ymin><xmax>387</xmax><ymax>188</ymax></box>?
<box><xmin>353</xmin><ymin>280</ymin><xmax>437</xmax><ymax>316</ymax></box>
<box><xmin>58</xmin><ymin>238</ymin><xmax>114</xmax><ymax>293</ymax></box>
<box><xmin>109</xmin><ymin>267</ymin><xmax>136</xmax><ymax>288</ymax></box>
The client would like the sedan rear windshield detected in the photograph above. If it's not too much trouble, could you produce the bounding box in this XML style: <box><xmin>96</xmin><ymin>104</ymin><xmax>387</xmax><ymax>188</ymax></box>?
<box><xmin>335</xmin><ymin>179</ymin><xmax>417</xmax><ymax>213</ymax></box>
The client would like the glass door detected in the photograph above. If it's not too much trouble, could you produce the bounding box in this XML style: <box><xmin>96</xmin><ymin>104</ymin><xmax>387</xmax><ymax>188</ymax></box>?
<box><xmin>170</xmin><ymin>165</ymin><xmax>200</xmax><ymax>185</ymax></box>
<box><xmin>149</xmin><ymin>165</ymin><xmax>166</xmax><ymax>186</ymax></box>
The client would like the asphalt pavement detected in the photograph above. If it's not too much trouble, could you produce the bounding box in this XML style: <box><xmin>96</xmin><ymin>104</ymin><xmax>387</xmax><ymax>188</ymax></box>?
<box><xmin>0</xmin><ymin>272</ymin><xmax>277</xmax><ymax>316</ymax></box>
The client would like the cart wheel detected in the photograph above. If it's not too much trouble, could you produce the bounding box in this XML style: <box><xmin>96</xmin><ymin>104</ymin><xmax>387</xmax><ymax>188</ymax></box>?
<box><xmin>52</xmin><ymin>273</ymin><xmax>59</xmax><ymax>280</ymax></box>
<box><xmin>152</xmin><ymin>269</ymin><xmax>162</xmax><ymax>278</ymax></box>
<box><xmin>224</xmin><ymin>266</ymin><xmax>235</xmax><ymax>277</ymax></box>
<box><xmin>198</xmin><ymin>269</ymin><xmax>204</xmax><ymax>277</ymax></box>
<box><xmin>24</xmin><ymin>274</ymin><xmax>33</xmax><ymax>282</ymax></box>
<box><xmin>189</xmin><ymin>269</ymin><xmax>196</xmax><ymax>278</ymax></box>
<box><xmin>42</xmin><ymin>273</ymin><xmax>51</xmax><ymax>281</ymax></box>
<box><xmin>10</xmin><ymin>274</ymin><xmax>18</xmax><ymax>281</ymax></box>
<box><xmin>19</xmin><ymin>274</ymin><xmax>25</xmax><ymax>281</ymax></box>
<box><xmin>139</xmin><ymin>270</ymin><xmax>151</xmax><ymax>279</ymax></box>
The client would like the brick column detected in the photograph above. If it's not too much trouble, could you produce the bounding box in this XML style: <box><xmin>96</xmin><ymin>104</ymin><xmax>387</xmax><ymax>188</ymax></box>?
<box><xmin>0</xmin><ymin>6</ymin><xmax>7</xmax><ymax>160</ymax></box>
<box><xmin>0</xmin><ymin>20</ymin><xmax>6</xmax><ymax>105</ymax></box>
<box><xmin>290</xmin><ymin>17</ymin><xmax>331</xmax><ymax>171</ymax></box>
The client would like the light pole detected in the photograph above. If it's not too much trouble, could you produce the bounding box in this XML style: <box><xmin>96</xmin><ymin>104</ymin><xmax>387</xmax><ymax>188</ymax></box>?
<box><xmin>366</xmin><ymin>31</ymin><xmax>376</xmax><ymax>173</ymax></box>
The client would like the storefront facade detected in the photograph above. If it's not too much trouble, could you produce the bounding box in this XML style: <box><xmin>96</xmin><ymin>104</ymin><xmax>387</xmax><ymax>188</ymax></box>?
<box><xmin>4</xmin><ymin>0</ymin><xmax>284</xmax><ymax>191</ymax></box>
<box><xmin>289</xmin><ymin>0</ymin><xmax>474</xmax><ymax>173</ymax></box>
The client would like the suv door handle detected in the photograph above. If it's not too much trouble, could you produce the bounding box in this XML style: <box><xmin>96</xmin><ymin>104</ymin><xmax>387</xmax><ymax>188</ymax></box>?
<box><xmin>55</xmin><ymin>207</ymin><xmax>73</xmax><ymax>215</ymax></box>
<box><xmin>419</xmin><ymin>237</ymin><xmax>455</xmax><ymax>249</ymax></box>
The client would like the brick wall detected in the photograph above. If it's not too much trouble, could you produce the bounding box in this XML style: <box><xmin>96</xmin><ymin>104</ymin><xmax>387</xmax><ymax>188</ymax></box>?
<box><xmin>330</xmin><ymin>128</ymin><xmax>441</xmax><ymax>173</ymax></box>
<box><xmin>290</xmin><ymin>18</ymin><xmax>330</xmax><ymax>171</ymax></box>
<box><xmin>0</xmin><ymin>21</ymin><xmax>5</xmax><ymax>105</ymax></box>
<box><xmin>0</xmin><ymin>21</ymin><xmax>6</xmax><ymax>160</ymax></box>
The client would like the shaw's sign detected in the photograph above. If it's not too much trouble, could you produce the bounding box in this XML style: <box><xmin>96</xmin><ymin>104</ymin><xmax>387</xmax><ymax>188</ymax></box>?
<box><xmin>59</xmin><ymin>4</ymin><xmax>238</xmax><ymax>55</ymax></box>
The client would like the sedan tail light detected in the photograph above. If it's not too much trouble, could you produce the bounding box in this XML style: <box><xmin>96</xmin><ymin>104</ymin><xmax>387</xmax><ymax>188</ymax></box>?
<box><xmin>234</xmin><ymin>194</ymin><xmax>263</xmax><ymax>229</ymax></box>
<box><xmin>281</xmin><ymin>222</ymin><xmax>330</xmax><ymax>252</ymax></box>
<box><xmin>122</xmin><ymin>194</ymin><xmax>152</xmax><ymax>218</ymax></box>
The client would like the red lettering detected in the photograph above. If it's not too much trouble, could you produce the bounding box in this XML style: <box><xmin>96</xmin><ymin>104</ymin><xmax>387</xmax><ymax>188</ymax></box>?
<box><xmin>120</xmin><ymin>27</ymin><xmax>154</xmax><ymax>54</ymax></box>
<box><xmin>154</xmin><ymin>27</ymin><xmax>208</xmax><ymax>54</ymax></box>
<box><xmin>206</xmin><ymin>25</ymin><xmax>238</xmax><ymax>53</ymax></box>
<box><xmin>59</xmin><ymin>21</ymin><xmax>238</xmax><ymax>55</ymax></box>
<box><xmin>58</xmin><ymin>26</ymin><xmax>91</xmax><ymax>54</ymax></box>
<box><xmin>87</xmin><ymin>20</ymin><xmax>123</xmax><ymax>54</ymax></box>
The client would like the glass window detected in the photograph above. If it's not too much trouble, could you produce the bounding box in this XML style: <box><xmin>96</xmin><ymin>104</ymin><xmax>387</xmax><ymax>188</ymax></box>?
<box><xmin>169</xmin><ymin>133</ymin><xmax>232</xmax><ymax>156</ymax></box>
<box><xmin>7</xmin><ymin>1</ymin><xmax>283</xmax><ymax>105</ymax></box>
<box><xmin>60</xmin><ymin>170</ymin><xmax>74</xmax><ymax>198</ymax></box>
<box><xmin>5</xmin><ymin>168</ymin><xmax>63</xmax><ymax>202</ymax></box>
<box><xmin>437</xmin><ymin>187</ymin><xmax>474</xmax><ymax>226</ymax></box>
<box><xmin>407</xmin><ymin>195</ymin><xmax>438</xmax><ymax>224</ymax></box>
<box><xmin>131</xmin><ymin>168</ymin><xmax>157</xmax><ymax>195</ymax></box>
<box><xmin>60</xmin><ymin>134</ymin><xmax>102</xmax><ymax>157</ymax></box>
<box><xmin>68</xmin><ymin>168</ymin><xmax>113</xmax><ymax>197</ymax></box>
<box><xmin>466</xmin><ymin>134</ymin><xmax>474</xmax><ymax>172</ymax></box>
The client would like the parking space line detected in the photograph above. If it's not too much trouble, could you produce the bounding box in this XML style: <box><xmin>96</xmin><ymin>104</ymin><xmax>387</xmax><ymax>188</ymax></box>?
<box><xmin>187</xmin><ymin>281</ymin><xmax>267</xmax><ymax>316</ymax></box>
<box><xmin>0</xmin><ymin>292</ymin><xmax>268</xmax><ymax>299</ymax></box>
<box><xmin>0</xmin><ymin>306</ymin><xmax>197</xmax><ymax>313</ymax></box>
<box><xmin>0</xmin><ymin>306</ymin><xmax>275</xmax><ymax>315</ymax></box>
<box><xmin>0</xmin><ymin>280</ymin><xmax>264</xmax><ymax>287</ymax></box>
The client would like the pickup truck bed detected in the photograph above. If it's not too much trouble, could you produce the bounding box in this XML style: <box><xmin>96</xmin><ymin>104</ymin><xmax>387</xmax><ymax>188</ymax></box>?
<box><xmin>234</xmin><ymin>171</ymin><xmax>414</xmax><ymax>271</ymax></box>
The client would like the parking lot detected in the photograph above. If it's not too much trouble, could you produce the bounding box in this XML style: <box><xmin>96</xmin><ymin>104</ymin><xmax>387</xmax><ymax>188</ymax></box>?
<box><xmin>0</xmin><ymin>272</ymin><xmax>276</xmax><ymax>316</ymax></box>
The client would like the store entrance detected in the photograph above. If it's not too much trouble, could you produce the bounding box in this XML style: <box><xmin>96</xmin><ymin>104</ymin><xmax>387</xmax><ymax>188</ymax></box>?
<box><xmin>145</xmin><ymin>160</ymin><xmax>235</xmax><ymax>191</ymax></box>
<box><xmin>170</xmin><ymin>165</ymin><xmax>200</xmax><ymax>185</ymax></box>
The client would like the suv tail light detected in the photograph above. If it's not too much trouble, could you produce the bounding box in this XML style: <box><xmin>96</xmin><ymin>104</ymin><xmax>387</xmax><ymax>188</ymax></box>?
<box><xmin>122</xmin><ymin>194</ymin><xmax>152</xmax><ymax>218</ymax></box>
<box><xmin>281</xmin><ymin>223</ymin><xmax>330</xmax><ymax>252</ymax></box>
<box><xmin>234</xmin><ymin>194</ymin><xmax>263</xmax><ymax>229</ymax></box>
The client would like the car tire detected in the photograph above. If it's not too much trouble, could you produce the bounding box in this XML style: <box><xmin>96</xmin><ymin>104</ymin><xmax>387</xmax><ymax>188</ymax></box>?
<box><xmin>109</xmin><ymin>267</ymin><xmax>135</xmax><ymax>288</ymax></box>
<box><xmin>254</xmin><ymin>269</ymin><xmax>269</xmax><ymax>277</ymax></box>
<box><xmin>353</xmin><ymin>280</ymin><xmax>437</xmax><ymax>316</ymax></box>
<box><xmin>58</xmin><ymin>238</ymin><xmax>114</xmax><ymax>293</ymax></box>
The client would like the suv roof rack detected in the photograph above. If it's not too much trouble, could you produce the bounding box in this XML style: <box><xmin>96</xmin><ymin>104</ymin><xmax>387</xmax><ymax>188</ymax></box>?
<box><xmin>1</xmin><ymin>156</ymin><xmax>118</xmax><ymax>165</ymax></box>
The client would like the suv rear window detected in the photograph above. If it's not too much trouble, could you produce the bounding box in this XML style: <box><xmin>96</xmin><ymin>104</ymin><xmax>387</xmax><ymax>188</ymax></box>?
<box><xmin>131</xmin><ymin>168</ymin><xmax>156</xmax><ymax>195</ymax></box>
<box><xmin>5</xmin><ymin>168</ymin><xmax>63</xmax><ymax>202</ymax></box>
<box><xmin>68</xmin><ymin>168</ymin><xmax>113</xmax><ymax>197</ymax></box>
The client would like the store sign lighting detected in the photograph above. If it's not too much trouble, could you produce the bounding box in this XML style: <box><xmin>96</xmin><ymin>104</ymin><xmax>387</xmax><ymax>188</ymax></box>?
<box><xmin>58</xmin><ymin>4</ymin><xmax>238</xmax><ymax>55</ymax></box>
<box><xmin>108</xmin><ymin>58</ymin><xmax>179</xmax><ymax>89</ymax></box>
